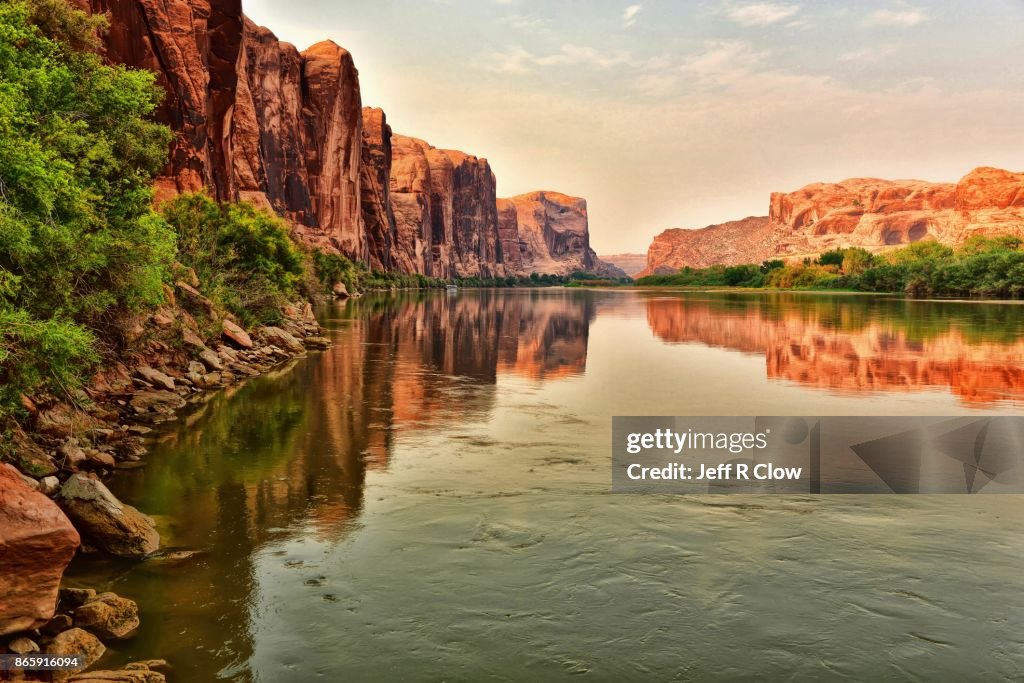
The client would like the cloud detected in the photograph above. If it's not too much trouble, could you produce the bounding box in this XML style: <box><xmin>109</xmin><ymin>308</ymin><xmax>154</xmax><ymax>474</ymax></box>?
<box><xmin>838</xmin><ymin>45</ymin><xmax>898</xmax><ymax>62</ymax></box>
<box><xmin>862</xmin><ymin>7</ymin><xmax>928</xmax><ymax>26</ymax></box>
<box><xmin>500</xmin><ymin>13</ymin><xmax>549</xmax><ymax>31</ymax></box>
<box><xmin>679</xmin><ymin>40</ymin><xmax>769</xmax><ymax>85</ymax></box>
<box><xmin>485</xmin><ymin>44</ymin><xmax>633</xmax><ymax>74</ymax></box>
<box><xmin>623</xmin><ymin>4</ymin><xmax>643</xmax><ymax>28</ymax></box>
<box><xmin>726</xmin><ymin>3</ymin><xmax>801</xmax><ymax>26</ymax></box>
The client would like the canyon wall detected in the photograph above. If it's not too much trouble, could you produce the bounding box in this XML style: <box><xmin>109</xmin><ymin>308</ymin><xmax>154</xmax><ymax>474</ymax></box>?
<box><xmin>639</xmin><ymin>167</ymin><xmax>1024</xmax><ymax>277</ymax></box>
<box><xmin>84</xmin><ymin>0</ymin><xmax>616</xmax><ymax>279</ymax></box>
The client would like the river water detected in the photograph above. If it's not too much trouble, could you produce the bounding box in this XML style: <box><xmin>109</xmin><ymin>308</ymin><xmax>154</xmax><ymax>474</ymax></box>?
<box><xmin>68</xmin><ymin>290</ymin><xmax>1024</xmax><ymax>681</ymax></box>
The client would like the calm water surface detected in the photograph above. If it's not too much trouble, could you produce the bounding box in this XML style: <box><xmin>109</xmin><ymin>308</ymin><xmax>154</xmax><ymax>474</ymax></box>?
<box><xmin>68</xmin><ymin>290</ymin><xmax>1024</xmax><ymax>681</ymax></box>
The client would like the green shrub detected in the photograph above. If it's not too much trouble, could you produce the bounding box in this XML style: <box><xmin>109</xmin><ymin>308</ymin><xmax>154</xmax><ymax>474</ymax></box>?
<box><xmin>0</xmin><ymin>0</ymin><xmax>173</xmax><ymax>415</ymax></box>
<box><xmin>161</xmin><ymin>194</ymin><xmax>304</xmax><ymax>325</ymax></box>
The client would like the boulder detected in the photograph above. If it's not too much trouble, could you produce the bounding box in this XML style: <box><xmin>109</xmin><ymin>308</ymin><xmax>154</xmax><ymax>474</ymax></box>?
<box><xmin>135</xmin><ymin>367</ymin><xmax>175</xmax><ymax>392</ymax></box>
<box><xmin>332</xmin><ymin>281</ymin><xmax>350</xmax><ymax>298</ymax></box>
<box><xmin>35</xmin><ymin>403</ymin><xmax>79</xmax><ymax>438</ymax></box>
<box><xmin>198</xmin><ymin>348</ymin><xmax>224</xmax><ymax>372</ymax></box>
<box><xmin>84</xmin><ymin>449</ymin><xmax>116</xmax><ymax>470</ymax></box>
<box><xmin>40</xmin><ymin>475</ymin><xmax>61</xmax><ymax>496</ymax></box>
<box><xmin>13</xmin><ymin>432</ymin><xmax>58</xmax><ymax>477</ymax></box>
<box><xmin>57</xmin><ymin>475</ymin><xmax>159</xmax><ymax>558</ymax></box>
<box><xmin>0</xmin><ymin>465</ymin><xmax>80</xmax><ymax>636</ymax></box>
<box><xmin>182</xmin><ymin>329</ymin><xmax>207</xmax><ymax>351</ymax></box>
<box><xmin>74</xmin><ymin>593</ymin><xmax>139</xmax><ymax>640</ymax></box>
<box><xmin>48</xmin><ymin>628</ymin><xmax>105</xmax><ymax>681</ymax></box>
<box><xmin>57</xmin><ymin>442</ymin><xmax>89</xmax><ymax>471</ymax></box>
<box><xmin>129</xmin><ymin>391</ymin><xmax>185</xmax><ymax>416</ymax></box>
<box><xmin>151</xmin><ymin>311</ymin><xmax>175</xmax><ymax>328</ymax></box>
<box><xmin>7</xmin><ymin>636</ymin><xmax>40</xmax><ymax>654</ymax></box>
<box><xmin>59</xmin><ymin>588</ymin><xmax>98</xmax><ymax>609</ymax></box>
<box><xmin>175</xmin><ymin>281</ymin><xmax>216</xmax><ymax>313</ymax></box>
<box><xmin>259</xmin><ymin>326</ymin><xmax>304</xmax><ymax>354</ymax></box>
<box><xmin>222</xmin><ymin>320</ymin><xmax>253</xmax><ymax>349</ymax></box>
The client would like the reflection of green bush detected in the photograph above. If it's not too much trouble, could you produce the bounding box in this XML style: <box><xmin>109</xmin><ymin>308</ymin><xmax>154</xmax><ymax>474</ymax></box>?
<box><xmin>123</xmin><ymin>370</ymin><xmax>310</xmax><ymax>515</ymax></box>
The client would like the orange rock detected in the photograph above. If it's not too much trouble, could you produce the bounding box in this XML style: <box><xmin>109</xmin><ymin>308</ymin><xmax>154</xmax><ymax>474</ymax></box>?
<box><xmin>502</xmin><ymin>191</ymin><xmax>624</xmax><ymax>277</ymax></box>
<box><xmin>0</xmin><ymin>464</ymin><xmax>81</xmax><ymax>636</ymax></box>
<box><xmin>640</xmin><ymin>166</ymin><xmax>1024</xmax><ymax>275</ymax></box>
<box><xmin>222</xmin><ymin>320</ymin><xmax>253</xmax><ymax>349</ymax></box>
<box><xmin>360</xmin><ymin>107</ymin><xmax>395</xmax><ymax>272</ymax></box>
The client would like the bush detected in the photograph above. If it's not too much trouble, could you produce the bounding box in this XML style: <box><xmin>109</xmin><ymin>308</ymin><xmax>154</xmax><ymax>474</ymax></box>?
<box><xmin>161</xmin><ymin>194</ymin><xmax>305</xmax><ymax>325</ymax></box>
<box><xmin>0</xmin><ymin>0</ymin><xmax>173</xmax><ymax>416</ymax></box>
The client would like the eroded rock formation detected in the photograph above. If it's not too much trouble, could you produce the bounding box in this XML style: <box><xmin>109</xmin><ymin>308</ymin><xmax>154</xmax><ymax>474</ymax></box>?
<box><xmin>360</xmin><ymin>107</ymin><xmax>395</xmax><ymax>271</ymax></box>
<box><xmin>499</xmin><ymin>192</ymin><xmax>627</xmax><ymax>278</ymax></box>
<box><xmin>85</xmin><ymin>0</ymin><xmax>615</xmax><ymax>279</ymax></box>
<box><xmin>639</xmin><ymin>167</ymin><xmax>1024</xmax><ymax>277</ymax></box>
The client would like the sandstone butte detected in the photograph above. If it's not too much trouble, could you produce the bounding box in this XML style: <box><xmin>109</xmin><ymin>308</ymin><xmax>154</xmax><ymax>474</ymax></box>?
<box><xmin>77</xmin><ymin>0</ymin><xmax>622</xmax><ymax>280</ymax></box>
<box><xmin>637</xmin><ymin>167</ymin><xmax>1024</xmax><ymax>278</ymax></box>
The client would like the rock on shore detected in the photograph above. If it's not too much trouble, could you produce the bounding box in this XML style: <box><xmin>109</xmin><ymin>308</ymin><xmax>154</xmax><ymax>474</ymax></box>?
<box><xmin>0</xmin><ymin>464</ymin><xmax>80</xmax><ymax>636</ymax></box>
<box><xmin>57</xmin><ymin>475</ymin><xmax>159</xmax><ymax>558</ymax></box>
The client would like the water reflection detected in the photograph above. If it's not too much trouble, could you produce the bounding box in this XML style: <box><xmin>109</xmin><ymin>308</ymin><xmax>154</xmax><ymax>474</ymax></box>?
<box><xmin>645</xmin><ymin>293</ymin><xmax>1024</xmax><ymax>405</ymax></box>
<box><xmin>67</xmin><ymin>289</ymin><xmax>597</xmax><ymax>678</ymax></box>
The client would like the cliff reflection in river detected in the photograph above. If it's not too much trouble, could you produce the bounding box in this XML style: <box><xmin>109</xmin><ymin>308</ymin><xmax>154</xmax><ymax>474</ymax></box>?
<box><xmin>645</xmin><ymin>292</ymin><xmax>1024</xmax><ymax>405</ymax></box>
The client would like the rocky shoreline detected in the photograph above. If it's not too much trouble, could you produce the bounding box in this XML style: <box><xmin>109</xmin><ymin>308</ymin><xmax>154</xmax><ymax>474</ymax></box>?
<box><xmin>0</xmin><ymin>283</ymin><xmax>334</xmax><ymax>682</ymax></box>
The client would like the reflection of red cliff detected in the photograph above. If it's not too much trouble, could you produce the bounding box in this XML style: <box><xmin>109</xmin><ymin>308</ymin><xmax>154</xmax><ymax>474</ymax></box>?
<box><xmin>383</xmin><ymin>293</ymin><xmax>593</xmax><ymax>427</ymax></box>
<box><xmin>646</xmin><ymin>299</ymin><xmax>1024</xmax><ymax>405</ymax></box>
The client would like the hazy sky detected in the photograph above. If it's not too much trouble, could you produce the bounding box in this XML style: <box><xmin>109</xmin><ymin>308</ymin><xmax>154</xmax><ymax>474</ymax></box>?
<box><xmin>244</xmin><ymin>1</ymin><xmax>1024</xmax><ymax>254</ymax></box>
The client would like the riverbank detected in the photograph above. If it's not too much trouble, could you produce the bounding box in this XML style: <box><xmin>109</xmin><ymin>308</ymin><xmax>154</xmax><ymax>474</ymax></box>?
<box><xmin>0</xmin><ymin>288</ymin><xmax>333</xmax><ymax>680</ymax></box>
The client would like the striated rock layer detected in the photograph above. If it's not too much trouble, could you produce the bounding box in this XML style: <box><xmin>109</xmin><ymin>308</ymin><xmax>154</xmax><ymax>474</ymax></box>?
<box><xmin>85</xmin><ymin>0</ymin><xmax>616</xmax><ymax>279</ymax></box>
<box><xmin>639</xmin><ymin>167</ymin><xmax>1024</xmax><ymax>277</ymax></box>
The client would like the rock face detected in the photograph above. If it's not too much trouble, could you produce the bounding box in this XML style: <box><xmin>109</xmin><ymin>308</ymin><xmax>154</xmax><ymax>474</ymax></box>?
<box><xmin>390</xmin><ymin>134</ymin><xmax>437</xmax><ymax>275</ymax></box>
<box><xmin>501</xmin><ymin>192</ymin><xmax>627</xmax><ymax>277</ymax></box>
<box><xmin>639</xmin><ymin>167</ymin><xmax>1024</xmax><ymax>276</ymax></box>
<box><xmin>388</xmin><ymin>135</ymin><xmax>505</xmax><ymax>278</ymax></box>
<box><xmin>86</xmin><ymin>1</ymin><xmax>616</xmax><ymax>280</ymax></box>
<box><xmin>0</xmin><ymin>464</ymin><xmax>80</xmax><ymax>636</ymax></box>
<box><xmin>360</xmin><ymin>107</ymin><xmax>395</xmax><ymax>271</ymax></box>
<box><xmin>84</xmin><ymin>0</ymin><xmax>245</xmax><ymax>199</ymax></box>
<box><xmin>638</xmin><ymin>217</ymin><xmax>782</xmax><ymax>276</ymax></box>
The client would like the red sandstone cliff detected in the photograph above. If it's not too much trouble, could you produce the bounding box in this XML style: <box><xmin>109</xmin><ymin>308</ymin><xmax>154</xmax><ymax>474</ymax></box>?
<box><xmin>360</xmin><ymin>107</ymin><xmax>395</xmax><ymax>271</ymax></box>
<box><xmin>639</xmin><ymin>167</ymin><xmax>1024</xmax><ymax>277</ymax></box>
<box><xmin>84</xmin><ymin>0</ymin><xmax>613</xmax><ymax>280</ymax></box>
<box><xmin>498</xmin><ymin>191</ymin><xmax>628</xmax><ymax>278</ymax></box>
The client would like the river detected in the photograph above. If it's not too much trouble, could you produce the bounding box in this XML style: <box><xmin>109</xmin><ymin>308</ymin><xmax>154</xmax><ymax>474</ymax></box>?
<box><xmin>67</xmin><ymin>289</ymin><xmax>1024</xmax><ymax>681</ymax></box>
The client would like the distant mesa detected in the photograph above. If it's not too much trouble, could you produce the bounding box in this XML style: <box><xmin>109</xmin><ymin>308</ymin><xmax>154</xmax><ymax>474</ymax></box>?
<box><xmin>80</xmin><ymin>0</ymin><xmax>619</xmax><ymax>280</ymax></box>
<box><xmin>637</xmin><ymin>167</ymin><xmax>1024</xmax><ymax>277</ymax></box>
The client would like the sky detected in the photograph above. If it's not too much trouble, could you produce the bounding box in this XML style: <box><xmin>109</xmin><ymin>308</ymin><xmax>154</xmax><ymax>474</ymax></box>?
<box><xmin>244</xmin><ymin>0</ymin><xmax>1024</xmax><ymax>254</ymax></box>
